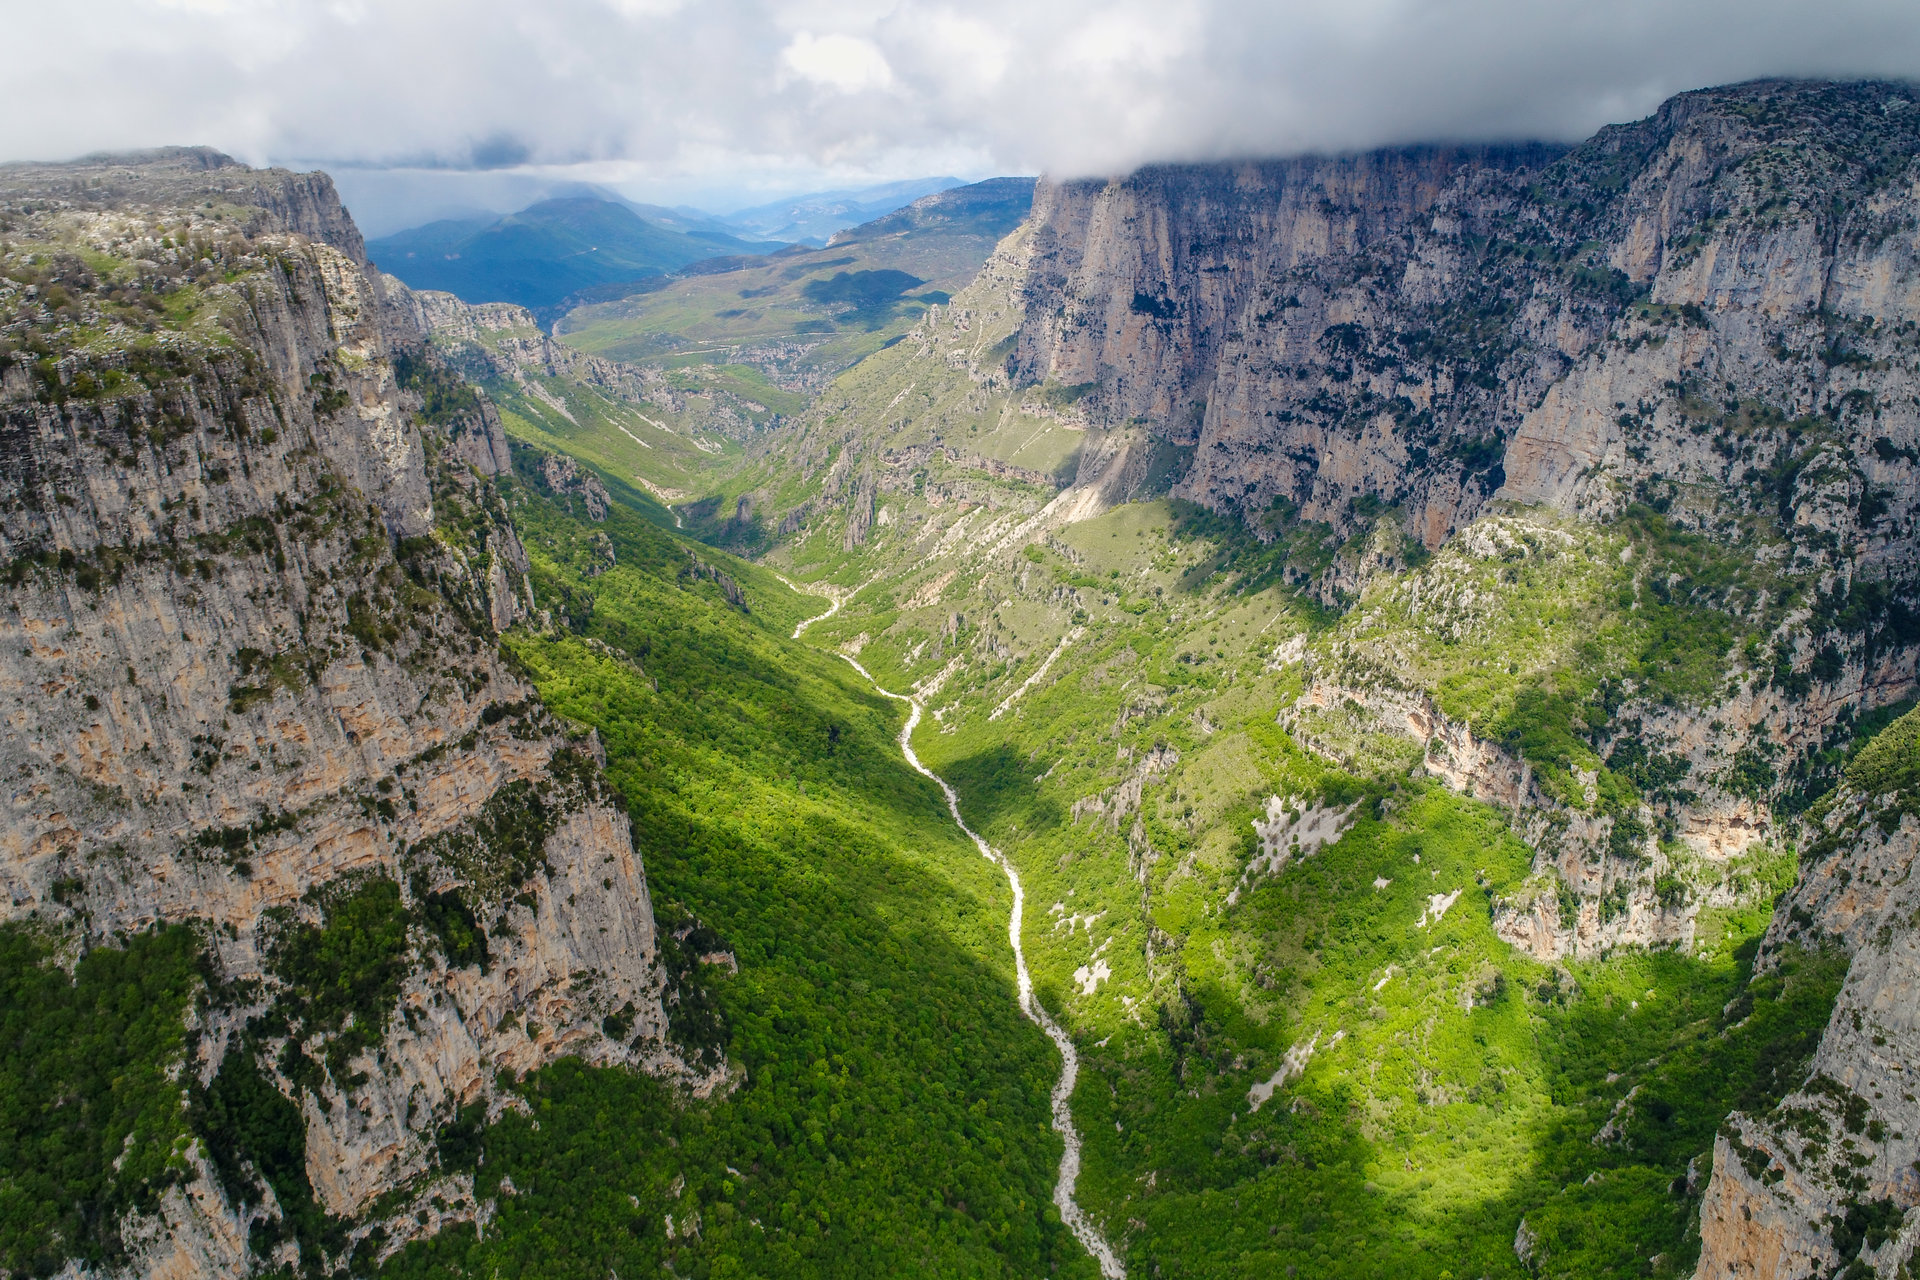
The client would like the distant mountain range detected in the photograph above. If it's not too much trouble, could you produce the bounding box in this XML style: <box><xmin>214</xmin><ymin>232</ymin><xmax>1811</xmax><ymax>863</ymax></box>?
<box><xmin>368</xmin><ymin>176</ymin><xmax>994</xmax><ymax>312</ymax></box>
<box><xmin>367</xmin><ymin>196</ymin><xmax>776</xmax><ymax>312</ymax></box>
<box><xmin>718</xmin><ymin>176</ymin><xmax>965</xmax><ymax>245</ymax></box>
<box><xmin>556</xmin><ymin>176</ymin><xmax>1039</xmax><ymax>384</ymax></box>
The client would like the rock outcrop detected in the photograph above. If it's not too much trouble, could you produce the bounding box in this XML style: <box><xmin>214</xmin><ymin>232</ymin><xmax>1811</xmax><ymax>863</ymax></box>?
<box><xmin>1014</xmin><ymin>142</ymin><xmax>1571</xmax><ymax>540</ymax></box>
<box><xmin>0</xmin><ymin>151</ymin><xmax>679</xmax><ymax>1275</ymax></box>
<box><xmin>1695</xmin><ymin>714</ymin><xmax>1920</xmax><ymax>1278</ymax></box>
<box><xmin>989</xmin><ymin>79</ymin><xmax>1920</xmax><ymax>966</ymax></box>
<box><xmin>396</xmin><ymin>289</ymin><xmax>681</xmax><ymax>410</ymax></box>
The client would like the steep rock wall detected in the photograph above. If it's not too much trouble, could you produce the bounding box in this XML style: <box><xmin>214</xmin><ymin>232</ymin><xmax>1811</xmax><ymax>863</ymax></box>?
<box><xmin>395</xmin><ymin>288</ymin><xmax>682</xmax><ymax>410</ymax></box>
<box><xmin>1012</xmin><ymin>80</ymin><xmax>1920</xmax><ymax>572</ymax></box>
<box><xmin>1695</xmin><ymin>773</ymin><xmax>1920</xmax><ymax>1278</ymax></box>
<box><xmin>0</xmin><ymin>153</ymin><xmax>678</xmax><ymax>1276</ymax></box>
<box><xmin>1015</xmin><ymin>143</ymin><xmax>1572</xmax><ymax>539</ymax></box>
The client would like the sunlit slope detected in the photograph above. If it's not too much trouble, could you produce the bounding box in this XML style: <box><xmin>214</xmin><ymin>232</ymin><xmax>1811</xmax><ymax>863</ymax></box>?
<box><xmin>436</xmin><ymin>144</ymin><xmax>1866</xmax><ymax>1276</ymax></box>
<box><xmin>780</xmin><ymin>474</ymin><xmax>1845</xmax><ymax>1276</ymax></box>
<box><xmin>379</xmin><ymin>447</ymin><xmax>1097</xmax><ymax>1280</ymax></box>
<box><xmin>488</xmin><ymin>368</ymin><xmax>743</xmax><ymax>507</ymax></box>
<box><xmin>689</xmin><ymin>218</ymin><xmax>1159</xmax><ymax>574</ymax></box>
<box><xmin>720</xmin><ymin>200</ymin><xmax>1869</xmax><ymax>1274</ymax></box>
<box><xmin>556</xmin><ymin>179</ymin><xmax>1036</xmax><ymax>386</ymax></box>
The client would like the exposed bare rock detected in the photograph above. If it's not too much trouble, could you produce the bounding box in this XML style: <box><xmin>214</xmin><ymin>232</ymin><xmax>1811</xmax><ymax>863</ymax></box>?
<box><xmin>540</xmin><ymin>450</ymin><xmax>611</xmax><ymax>520</ymax></box>
<box><xmin>1694</xmin><ymin>756</ymin><xmax>1920</xmax><ymax>1278</ymax></box>
<box><xmin>1283</xmin><ymin>678</ymin><xmax>1702</xmax><ymax>957</ymax></box>
<box><xmin>395</xmin><ymin>287</ymin><xmax>690</xmax><ymax>416</ymax></box>
<box><xmin>844</xmin><ymin>467</ymin><xmax>878</xmax><ymax>548</ymax></box>
<box><xmin>682</xmin><ymin>551</ymin><xmax>748</xmax><ymax>611</ymax></box>
<box><xmin>0</xmin><ymin>152</ymin><xmax>679</xmax><ymax>1277</ymax></box>
<box><xmin>1009</xmin><ymin>79</ymin><xmax>1920</xmax><ymax>592</ymax></box>
<box><xmin>1015</xmin><ymin>143</ymin><xmax>1569</xmax><ymax>541</ymax></box>
<box><xmin>1071</xmin><ymin>744</ymin><xmax>1178</xmax><ymax>831</ymax></box>
<box><xmin>0</xmin><ymin>146</ymin><xmax>370</xmax><ymax>265</ymax></box>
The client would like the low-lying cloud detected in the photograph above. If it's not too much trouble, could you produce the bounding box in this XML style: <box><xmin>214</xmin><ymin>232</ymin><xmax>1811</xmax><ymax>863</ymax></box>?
<box><xmin>10</xmin><ymin>0</ymin><xmax>1920</xmax><ymax>202</ymax></box>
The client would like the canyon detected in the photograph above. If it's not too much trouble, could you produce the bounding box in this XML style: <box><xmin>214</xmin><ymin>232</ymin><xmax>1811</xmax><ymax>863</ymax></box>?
<box><xmin>12</xmin><ymin>76</ymin><xmax>1920</xmax><ymax>1280</ymax></box>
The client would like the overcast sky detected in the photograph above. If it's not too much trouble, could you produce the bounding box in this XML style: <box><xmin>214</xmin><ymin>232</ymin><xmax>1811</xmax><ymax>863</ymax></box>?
<box><xmin>10</xmin><ymin>0</ymin><xmax>1920</xmax><ymax>231</ymax></box>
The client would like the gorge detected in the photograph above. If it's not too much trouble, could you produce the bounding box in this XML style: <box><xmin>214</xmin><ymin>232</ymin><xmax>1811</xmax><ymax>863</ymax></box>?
<box><xmin>8</xmin><ymin>75</ymin><xmax>1920</xmax><ymax>1280</ymax></box>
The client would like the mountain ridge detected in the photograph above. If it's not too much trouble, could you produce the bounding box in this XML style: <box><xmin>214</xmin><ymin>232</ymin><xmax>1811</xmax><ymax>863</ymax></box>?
<box><xmin>368</xmin><ymin>195</ymin><xmax>780</xmax><ymax>312</ymax></box>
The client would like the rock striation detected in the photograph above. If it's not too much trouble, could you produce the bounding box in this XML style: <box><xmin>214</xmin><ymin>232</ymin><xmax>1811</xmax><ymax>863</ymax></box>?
<box><xmin>1013</xmin><ymin>80</ymin><xmax>1920</xmax><ymax>573</ymax></box>
<box><xmin>0</xmin><ymin>151</ymin><xmax>681</xmax><ymax>1276</ymax></box>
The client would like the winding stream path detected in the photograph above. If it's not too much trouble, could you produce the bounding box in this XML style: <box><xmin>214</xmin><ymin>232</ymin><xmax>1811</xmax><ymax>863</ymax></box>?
<box><xmin>784</xmin><ymin>584</ymin><xmax>1125</xmax><ymax>1278</ymax></box>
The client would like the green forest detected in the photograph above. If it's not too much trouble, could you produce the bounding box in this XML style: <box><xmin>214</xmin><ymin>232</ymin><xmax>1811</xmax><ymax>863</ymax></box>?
<box><xmin>0</xmin><ymin>449</ymin><xmax>1858</xmax><ymax>1279</ymax></box>
<box><xmin>379</xmin><ymin>467</ymin><xmax>1100</xmax><ymax>1279</ymax></box>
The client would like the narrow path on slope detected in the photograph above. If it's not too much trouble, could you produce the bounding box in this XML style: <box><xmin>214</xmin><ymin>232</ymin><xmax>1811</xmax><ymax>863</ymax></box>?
<box><xmin>783</xmin><ymin>584</ymin><xmax>1126</xmax><ymax>1278</ymax></box>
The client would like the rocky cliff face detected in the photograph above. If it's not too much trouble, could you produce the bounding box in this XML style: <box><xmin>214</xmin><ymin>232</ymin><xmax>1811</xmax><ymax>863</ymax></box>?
<box><xmin>396</xmin><ymin>290</ymin><xmax>679</xmax><ymax>410</ymax></box>
<box><xmin>1000</xmin><ymin>78</ymin><xmax>1920</xmax><ymax>946</ymax></box>
<box><xmin>1695</xmin><ymin>713</ymin><xmax>1920</xmax><ymax>1279</ymax></box>
<box><xmin>1015</xmin><ymin>142</ymin><xmax>1571</xmax><ymax>541</ymax></box>
<box><xmin>1015</xmin><ymin>80</ymin><xmax>1920</xmax><ymax>564</ymax></box>
<box><xmin>0</xmin><ymin>152</ymin><xmax>680</xmax><ymax>1276</ymax></box>
<box><xmin>759</xmin><ymin>83</ymin><xmax>1920</xmax><ymax>1271</ymax></box>
<box><xmin>399</xmin><ymin>288</ymin><xmax>782</xmax><ymax>448</ymax></box>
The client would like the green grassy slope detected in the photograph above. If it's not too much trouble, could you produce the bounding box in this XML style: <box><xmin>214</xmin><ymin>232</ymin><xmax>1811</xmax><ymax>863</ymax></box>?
<box><xmin>421</xmin><ymin>305</ymin><xmax>773</xmax><ymax>517</ymax></box>
<box><xmin>418</xmin><ymin>184</ymin><xmax>1869</xmax><ymax>1277</ymax></box>
<box><xmin>788</xmin><ymin>493</ymin><xmax>1841</xmax><ymax>1279</ymax></box>
<box><xmin>555</xmin><ymin>180</ymin><xmax>1035</xmax><ymax>384</ymax></box>
<box><xmin>488</xmin><ymin>370</ymin><xmax>744</xmax><ymax>507</ymax></box>
<box><xmin>674</xmin><ymin>228</ymin><xmax>1862</xmax><ymax>1275</ymax></box>
<box><xmin>375</xmin><ymin>449</ymin><xmax>1097</xmax><ymax>1280</ymax></box>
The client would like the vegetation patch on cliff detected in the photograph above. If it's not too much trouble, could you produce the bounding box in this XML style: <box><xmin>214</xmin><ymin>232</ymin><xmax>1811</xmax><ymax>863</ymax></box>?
<box><xmin>0</xmin><ymin>925</ymin><xmax>205</xmax><ymax>1275</ymax></box>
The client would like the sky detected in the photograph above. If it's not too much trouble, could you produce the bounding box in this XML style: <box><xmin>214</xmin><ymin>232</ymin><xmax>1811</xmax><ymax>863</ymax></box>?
<box><xmin>9</xmin><ymin>0</ymin><xmax>1920</xmax><ymax>233</ymax></box>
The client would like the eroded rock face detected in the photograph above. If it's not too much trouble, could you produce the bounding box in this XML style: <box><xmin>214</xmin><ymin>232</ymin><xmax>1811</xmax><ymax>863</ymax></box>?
<box><xmin>1003</xmin><ymin>81</ymin><xmax>1920</xmax><ymax>985</ymax></box>
<box><xmin>395</xmin><ymin>289</ymin><xmax>681</xmax><ymax>411</ymax></box>
<box><xmin>1015</xmin><ymin>143</ymin><xmax>1571</xmax><ymax>539</ymax></box>
<box><xmin>0</xmin><ymin>152</ymin><xmax>676</xmax><ymax>1275</ymax></box>
<box><xmin>1284</xmin><ymin>677</ymin><xmax>1701</xmax><ymax>957</ymax></box>
<box><xmin>1012</xmin><ymin>80</ymin><xmax>1920</xmax><ymax>574</ymax></box>
<box><xmin>1695</xmin><ymin>797</ymin><xmax>1920</xmax><ymax>1279</ymax></box>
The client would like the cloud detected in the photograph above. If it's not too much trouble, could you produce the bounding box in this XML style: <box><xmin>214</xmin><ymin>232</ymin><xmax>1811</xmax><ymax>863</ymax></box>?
<box><xmin>4</xmin><ymin>0</ymin><xmax>1919</xmax><ymax>215</ymax></box>
<box><xmin>780</xmin><ymin>32</ymin><xmax>895</xmax><ymax>92</ymax></box>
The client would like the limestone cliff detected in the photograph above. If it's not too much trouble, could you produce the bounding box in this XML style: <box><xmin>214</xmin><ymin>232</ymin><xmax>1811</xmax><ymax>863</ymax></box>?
<box><xmin>0</xmin><ymin>151</ymin><xmax>680</xmax><ymax>1276</ymax></box>
<box><xmin>1695</xmin><ymin>714</ymin><xmax>1920</xmax><ymax>1278</ymax></box>
<box><xmin>1014</xmin><ymin>141</ymin><xmax>1571</xmax><ymax>541</ymax></box>
<box><xmin>399</xmin><ymin>288</ymin><xmax>781</xmax><ymax>447</ymax></box>
<box><xmin>395</xmin><ymin>289</ymin><xmax>679</xmax><ymax>411</ymax></box>
<box><xmin>745</xmin><ymin>83</ymin><xmax>1920</xmax><ymax>1270</ymax></box>
<box><xmin>1015</xmin><ymin>80</ymin><xmax>1920</xmax><ymax>576</ymax></box>
<box><xmin>987</xmin><ymin>81</ymin><xmax>1920</xmax><ymax>950</ymax></box>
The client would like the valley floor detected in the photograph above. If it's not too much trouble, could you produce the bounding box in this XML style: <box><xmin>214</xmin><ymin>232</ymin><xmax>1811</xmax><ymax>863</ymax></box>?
<box><xmin>779</xmin><ymin>496</ymin><xmax>1842</xmax><ymax>1280</ymax></box>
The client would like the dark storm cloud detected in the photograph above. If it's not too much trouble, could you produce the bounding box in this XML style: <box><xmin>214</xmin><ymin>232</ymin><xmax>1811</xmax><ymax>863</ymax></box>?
<box><xmin>8</xmin><ymin>0</ymin><xmax>1920</xmax><ymax>193</ymax></box>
